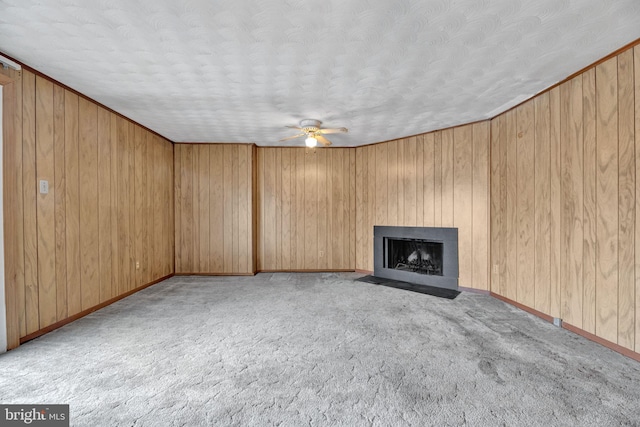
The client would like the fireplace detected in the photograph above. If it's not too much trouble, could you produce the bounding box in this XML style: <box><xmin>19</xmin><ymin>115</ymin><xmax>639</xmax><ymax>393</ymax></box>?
<box><xmin>374</xmin><ymin>226</ymin><xmax>458</xmax><ymax>290</ymax></box>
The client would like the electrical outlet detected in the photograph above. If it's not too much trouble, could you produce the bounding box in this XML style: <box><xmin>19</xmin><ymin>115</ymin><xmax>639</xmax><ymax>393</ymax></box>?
<box><xmin>136</xmin><ymin>261</ymin><xmax>140</xmax><ymax>270</ymax></box>
<box><xmin>319</xmin><ymin>251</ymin><xmax>324</xmax><ymax>258</ymax></box>
<box><xmin>493</xmin><ymin>264</ymin><xmax>499</xmax><ymax>274</ymax></box>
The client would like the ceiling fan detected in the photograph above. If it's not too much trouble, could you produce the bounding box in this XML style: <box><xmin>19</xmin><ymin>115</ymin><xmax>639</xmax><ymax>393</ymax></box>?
<box><xmin>279</xmin><ymin>119</ymin><xmax>348</xmax><ymax>147</ymax></box>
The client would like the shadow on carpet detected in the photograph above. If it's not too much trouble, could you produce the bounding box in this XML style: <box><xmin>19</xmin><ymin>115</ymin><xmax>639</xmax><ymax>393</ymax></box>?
<box><xmin>355</xmin><ymin>275</ymin><xmax>460</xmax><ymax>299</ymax></box>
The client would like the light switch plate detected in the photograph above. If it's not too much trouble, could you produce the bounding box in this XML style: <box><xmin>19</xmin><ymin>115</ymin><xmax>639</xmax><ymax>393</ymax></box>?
<box><xmin>39</xmin><ymin>180</ymin><xmax>49</xmax><ymax>194</ymax></box>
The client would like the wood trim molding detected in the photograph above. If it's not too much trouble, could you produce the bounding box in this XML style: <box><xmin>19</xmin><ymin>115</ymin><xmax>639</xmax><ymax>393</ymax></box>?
<box><xmin>19</xmin><ymin>274</ymin><xmax>174</xmax><ymax>344</ymax></box>
<box><xmin>490</xmin><ymin>292</ymin><xmax>555</xmax><ymax>323</ymax></box>
<box><xmin>355</xmin><ymin>269</ymin><xmax>373</xmax><ymax>275</ymax></box>
<box><xmin>174</xmin><ymin>272</ymin><xmax>256</xmax><ymax>276</ymax></box>
<box><xmin>496</xmin><ymin>37</ymin><xmax>640</xmax><ymax>117</ymax></box>
<box><xmin>562</xmin><ymin>322</ymin><xmax>640</xmax><ymax>363</ymax></box>
<box><xmin>491</xmin><ymin>292</ymin><xmax>640</xmax><ymax>363</ymax></box>
<box><xmin>258</xmin><ymin>269</ymin><xmax>355</xmax><ymax>273</ymax></box>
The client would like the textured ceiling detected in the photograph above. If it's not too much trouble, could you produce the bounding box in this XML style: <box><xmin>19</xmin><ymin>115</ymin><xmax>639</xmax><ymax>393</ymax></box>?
<box><xmin>1</xmin><ymin>0</ymin><xmax>639</xmax><ymax>147</ymax></box>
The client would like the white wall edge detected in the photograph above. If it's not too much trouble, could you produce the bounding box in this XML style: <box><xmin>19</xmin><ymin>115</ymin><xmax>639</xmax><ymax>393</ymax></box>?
<box><xmin>0</xmin><ymin>84</ymin><xmax>7</xmax><ymax>354</ymax></box>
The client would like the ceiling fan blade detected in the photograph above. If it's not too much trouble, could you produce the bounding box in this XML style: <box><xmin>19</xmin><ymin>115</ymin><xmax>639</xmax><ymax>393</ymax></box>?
<box><xmin>279</xmin><ymin>133</ymin><xmax>306</xmax><ymax>142</ymax></box>
<box><xmin>319</xmin><ymin>127</ymin><xmax>348</xmax><ymax>134</ymax></box>
<box><xmin>316</xmin><ymin>134</ymin><xmax>332</xmax><ymax>146</ymax></box>
<box><xmin>285</xmin><ymin>125</ymin><xmax>302</xmax><ymax>130</ymax></box>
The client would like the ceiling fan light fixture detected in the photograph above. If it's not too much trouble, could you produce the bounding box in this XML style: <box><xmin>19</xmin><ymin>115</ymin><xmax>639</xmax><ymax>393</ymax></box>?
<box><xmin>305</xmin><ymin>136</ymin><xmax>317</xmax><ymax>147</ymax></box>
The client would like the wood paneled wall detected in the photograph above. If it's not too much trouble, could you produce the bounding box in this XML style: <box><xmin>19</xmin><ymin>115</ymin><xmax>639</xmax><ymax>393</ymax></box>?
<box><xmin>174</xmin><ymin>144</ymin><xmax>255</xmax><ymax>274</ymax></box>
<box><xmin>355</xmin><ymin>123</ymin><xmax>491</xmax><ymax>290</ymax></box>
<box><xmin>490</xmin><ymin>45</ymin><xmax>640</xmax><ymax>353</ymax></box>
<box><xmin>257</xmin><ymin>147</ymin><xmax>356</xmax><ymax>270</ymax></box>
<box><xmin>2</xmin><ymin>68</ymin><xmax>174</xmax><ymax>348</ymax></box>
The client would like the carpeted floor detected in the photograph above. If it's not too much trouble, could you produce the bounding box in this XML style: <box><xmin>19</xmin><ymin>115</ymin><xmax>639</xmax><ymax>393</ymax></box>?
<box><xmin>1</xmin><ymin>272</ymin><xmax>639</xmax><ymax>426</ymax></box>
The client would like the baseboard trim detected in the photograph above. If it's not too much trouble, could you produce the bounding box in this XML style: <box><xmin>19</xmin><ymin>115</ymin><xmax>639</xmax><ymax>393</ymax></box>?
<box><xmin>490</xmin><ymin>292</ymin><xmax>555</xmax><ymax>323</ymax></box>
<box><xmin>258</xmin><ymin>269</ymin><xmax>355</xmax><ymax>273</ymax></box>
<box><xmin>19</xmin><ymin>273</ymin><xmax>174</xmax><ymax>345</ymax></box>
<box><xmin>174</xmin><ymin>272</ymin><xmax>256</xmax><ymax>276</ymax></box>
<box><xmin>355</xmin><ymin>269</ymin><xmax>373</xmax><ymax>275</ymax></box>
<box><xmin>562</xmin><ymin>322</ymin><xmax>640</xmax><ymax>363</ymax></box>
<box><xmin>490</xmin><ymin>292</ymin><xmax>640</xmax><ymax>363</ymax></box>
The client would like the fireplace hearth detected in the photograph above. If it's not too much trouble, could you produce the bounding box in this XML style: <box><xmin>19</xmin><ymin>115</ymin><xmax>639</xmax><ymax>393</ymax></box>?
<box><xmin>374</xmin><ymin>226</ymin><xmax>458</xmax><ymax>291</ymax></box>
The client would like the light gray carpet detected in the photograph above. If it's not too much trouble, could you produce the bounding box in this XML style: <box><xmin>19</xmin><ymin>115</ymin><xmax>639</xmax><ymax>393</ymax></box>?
<box><xmin>1</xmin><ymin>273</ymin><xmax>639</xmax><ymax>426</ymax></box>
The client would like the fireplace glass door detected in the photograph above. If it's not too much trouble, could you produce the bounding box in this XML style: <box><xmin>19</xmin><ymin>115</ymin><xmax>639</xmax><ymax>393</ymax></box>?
<box><xmin>385</xmin><ymin>238</ymin><xmax>443</xmax><ymax>276</ymax></box>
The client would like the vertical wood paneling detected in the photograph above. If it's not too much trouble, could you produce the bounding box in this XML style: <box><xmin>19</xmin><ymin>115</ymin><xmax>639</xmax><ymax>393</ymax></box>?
<box><xmin>441</xmin><ymin>129</ymin><xmax>455</xmax><ymax>227</ymax></box>
<box><xmin>304</xmin><ymin>150</ymin><xmax>318</xmax><ymax>268</ymax></box>
<box><xmin>78</xmin><ymin>97</ymin><xmax>99</xmax><ymax>310</ymax></box>
<box><xmin>116</xmin><ymin>117</ymin><xmax>131</xmax><ymax>293</ymax></box>
<box><xmin>280</xmin><ymin>149</ymin><xmax>292</xmax><ymax>269</ymax></box>
<box><xmin>490</xmin><ymin>44</ymin><xmax>640</xmax><ymax>353</ymax></box>
<box><xmin>490</xmin><ymin>117</ymin><xmax>502</xmax><ymax>293</ymax></box>
<box><xmin>396</xmin><ymin>142</ymin><xmax>405</xmax><ymax>227</ymax></box>
<box><xmin>182</xmin><ymin>144</ymin><xmax>194</xmax><ymax>271</ymax></box>
<box><xmin>505</xmin><ymin>110</ymin><xmax>518</xmax><ymax>301</ymax></box>
<box><xmin>375</xmin><ymin>144</ymin><xmax>388</xmax><ymax>228</ymax></box>
<box><xmin>140</xmin><ymin>129</ymin><xmax>150</xmax><ymax>285</ymax></box>
<box><xmin>595</xmin><ymin>58</ymin><xmax>619</xmax><ymax>342</ymax></box>
<box><xmin>416</xmin><ymin>135</ymin><xmax>424</xmax><ymax>227</ymax></box>
<box><xmin>404</xmin><ymin>137</ymin><xmax>417</xmax><ymax>226</ymax></box>
<box><xmin>423</xmin><ymin>133</ymin><xmax>435</xmax><ymax>226</ymax></box>
<box><xmin>356</xmin><ymin>147</ymin><xmax>366</xmax><ymax>269</ymax></box>
<box><xmin>516</xmin><ymin>103</ymin><xmax>535</xmax><ymax>307</ymax></box>
<box><xmin>109</xmin><ymin>114</ymin><xmax>119</xmax><ymax>298</ymax></box>
<box><xmin>22</xmin><ymin>70</ymin><xmax>39</xmax><ymax>334</ymax></box>
<box><xmin>352</xmin><ymin>124</ymin><xmax>491</xmax><ymax>288</ymax></box>
<box><xmin>127</xmin><ymin>122</ymin><xmax>136</xmax><ymax>289</ymax></box>
<box><xmin>635</xmin><ymin>45</ymin><xmax>640</xmax><ymax>354</ymax></box>
<box><xmin>617</xmin><ymin>49</ymin><xmax>635</xmax><ymax>350</ymax></box>
<box><xmin>223</xmin><ymin>146</ymin><xmax>233</xmax><ymax>271</ymax></box>
<box><xmin>189</xmin><ymin>141</ymin><xmax>199</xmax><ymax>273</ymax></box>
<box><xmin>1</xmin><ymin>69</ymin><xmax>22</xmax><ymax>348</ymax></box>
<box><xmin>10</xmin><ymin>69</ymin><xmax>26</xmax><ymax>341</ymax></box>
<box><xmin>261</xmin><ymin>148</ymin><xmax>275</xmax><ymax>269</ymax></box>
<box><xmin>174</xmin><ymin>144</ymin><xmax>254</xmax><ymax>274</ymax></box>
<box><xmin>454</xmin><ymin>125</ymin><xmax>473</xmax><ymax>286</ymax></box>
<box><xmin>582</xmin><ymin>69</ymin><xmax>597</xmax><ymax>334</ymax></box>
<box><xmin>64</xmin><ymin>91</ymin><xmax>81</xmax><ymax>315</ymax></box>
<box><xmin>497</xmin><ymin>115</ymin><xmax>509</xmax><ymax>296</ymax></box>
<box><xmin>256</xmin><ymin>147</ymin><xmax>354</xmax><ymax>271</ymax></box>
<box><xmin>317</xmin><ymin>151</ymin><xmax>328</xmax><ymax>269</ymax></box>
<box><xmin>231</xmin><ymin>146</ymin><xmax>240</xmax><ymax>272</ymax></box>
<box><xmin>174</xmin><ymin>145</ymin><xmax>182</xmax><ymax>272</ymax></box>
<box><xmin>294</xmin><ymin>149</ymin><xmax>305</xmax><ymax>269</ymax></box>
<box><xmin>387</xmin><ymin>142</ymin><xmax>398</xmax><ymax>226</ymax></box>
<box><xmin>472</xmin><ymin>122</ymin><xmax>489</xmax><ymax>291</ymax></box>
<box><xmin>198</xmin><ymin>145</ymin><xmax>210</xmax><ymax>271</ymax></box>
<box><xmin>97</xmin><ymin>108</ymin><xmax>112</xmax><ymax>302</ymax></box>
<box><xmin>7</xmin><ymin>70</ymin><xmax>174</xmax><ymax>342</ymax></box>
<box><xmin>434</xmin><ymin>132</ymin><xmax>442</xmax><ymax>226</ymax></box>
<box><xmin>561</xmin><ymin>77</ymin><xmax>584</xmax><ymax>327</ymax></box>
<box><xmin>210</xmin><ymin>145</ymin><xmax>224</xmax><ymax>271</ymax></box>
<box><xmin>349</xmin><ymin>149</ymin><xmax>357</xmax><ymax>268</ymax></box>
<box><xmin>534</xmin><ymin>93</ymin><xmax>552</xmax><ymax>315</ymax></box>
<box><xmin>549</xmin><ymin>86</ymin><xmax>562</xmax><ymax>319</ymax></box>
<box><xmin>53</xmin><ymin>85</ymin><xmax>67</xmax><ymax>322</ymax></box>
<box><xmin>366</xmin><ymin>146</ymin><xmax>375</xmax><ymax>270</ymax></box>
<box><xmin>35</xmin><ymin>76</ymin><xmax>56</xmax><ymax>328</ymax></box>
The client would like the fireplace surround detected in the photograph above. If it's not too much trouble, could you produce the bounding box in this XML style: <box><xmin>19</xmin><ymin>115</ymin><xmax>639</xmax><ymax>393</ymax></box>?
<box><xmin>373</xmin><ymin>226</ymin><xmax>459</xmax><ymax>290</ymax></box>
